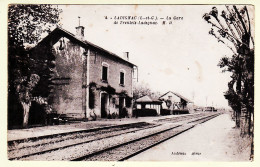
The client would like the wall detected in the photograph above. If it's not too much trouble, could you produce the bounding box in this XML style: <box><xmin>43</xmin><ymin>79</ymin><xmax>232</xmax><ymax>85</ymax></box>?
<box><xmin>87</xmin><ymin>50</ymin><xmax>134</xmax><ymax>118</ymax></box>
<box><xmin>161</xmin><ymin>92</ymin><xmax>191</xmax><ymax>111</ymax></box>
<box><xmin>136</xmin><ymin>103</ymin><xmax>160</xmax><ymax>115</ymax></box>
<box><xmin>51</xmin><ymin>38</ymin><xmax>86</xmax><ymax>118</ymax></box>
<box><xmin>88</xmin><ymin>50</ymin><xmax>133</xmax><ymax>96</ymax></box>
<box><xmin>161</xmin><ymin>92</ymin><xmax>181</xmax><ymax>103</ymax></box>
<box><xmin>34</xmin><ymin>36</ymin><xmax>134</xmax><ymax>119</ymax></box>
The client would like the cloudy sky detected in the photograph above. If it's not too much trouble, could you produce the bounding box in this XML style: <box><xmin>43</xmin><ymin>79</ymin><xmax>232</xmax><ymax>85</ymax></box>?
<box><xmin>56</xmin><ymin>5</ymin><xmax>253</xmax><ymax>108</ymax></box>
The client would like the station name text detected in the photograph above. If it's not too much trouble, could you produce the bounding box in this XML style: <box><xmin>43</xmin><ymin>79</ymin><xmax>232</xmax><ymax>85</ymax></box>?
<box><xmin>104</xmin><ymin>15</ymin><xmax>184</xmax><ymax>25</ymax></box>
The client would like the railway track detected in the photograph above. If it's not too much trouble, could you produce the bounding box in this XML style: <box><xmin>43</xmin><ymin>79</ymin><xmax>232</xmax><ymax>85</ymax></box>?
<box><xmin>8</xmin><ymin>112</ymin><xmax>221</xmax><ymax>161</ymax></box>
<box><xmin>8</xmin><ymin>122</ymin><xmax>157</xmax><ymax>160</ymax></box>
<box><xmin>72</xmin><ymin>113</ymin><xmax>221</xmax><ymax>161</ymax></box>
<box><xmin>154</xmin><ymin>113</ymin><xmax>211</xmax><ymax>123</ymax></box>
<box><xmin>8</xmin><ymin>122</ymin><xmax>150</xmax><ymax>147</ymax></box>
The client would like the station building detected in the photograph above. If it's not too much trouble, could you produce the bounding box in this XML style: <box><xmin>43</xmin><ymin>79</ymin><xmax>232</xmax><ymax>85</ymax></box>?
<box><xmin>30</xmin><ymin>25</ymin><xmax>137</xmax><ymax>120</ymax></box>
<box><xmin>159</xmin><ymin>91</ymin><xmax>194</xmax><ymax>113</ymax></box>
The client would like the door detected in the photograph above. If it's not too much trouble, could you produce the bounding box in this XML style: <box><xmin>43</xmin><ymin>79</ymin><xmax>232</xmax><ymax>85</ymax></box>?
<box><xmin>119</xmin><ymin>97</ymin><xmax>124</xmax><ymax>118</ymax></box>
<box><xmin>101</xmin><ymin>93</ymin><xmax>108</xmax><ymax>118</ymax></box>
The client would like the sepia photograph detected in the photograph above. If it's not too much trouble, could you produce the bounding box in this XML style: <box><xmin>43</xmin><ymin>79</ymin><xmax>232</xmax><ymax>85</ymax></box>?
<box><xmin>5</xmin><ymin>3</ymin><xmax>255</xmax><ymax>162</ymax></box>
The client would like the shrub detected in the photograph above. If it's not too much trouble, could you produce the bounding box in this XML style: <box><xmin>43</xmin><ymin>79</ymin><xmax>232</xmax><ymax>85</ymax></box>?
<box><xmin>111</xmin><ymin>112</ymin><xmax>118</xmax><ymax>119</ymax></box>
<box><xmin>120</xmin><ymin>107</ymin><xmax>129</xmax><ymax>118</ymax></box>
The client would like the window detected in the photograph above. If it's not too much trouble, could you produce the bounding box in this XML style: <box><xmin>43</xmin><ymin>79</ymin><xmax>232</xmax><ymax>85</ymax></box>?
<box><xmin>120</xmin><ymin>72</ymin><xmax>125</xmax><ymax>85</ymax></box>
<box><xmin>101</xmin><ymin>62</ymin><xmax>109</xmax><ymax>82</ymax></box>
<box><xmin>102</xmin><ymin>65</ymin><xmax>108</xmax><ymax>81</ymax></box>
<box><xmin>119</xmin><ymin>69</ymin><xmax>125</xmax><ymax>86</ymax></box>
<box><xmin>112</xmin><ymin>98</ymin><xmax>116</xmax><ymax>104</ymax></box>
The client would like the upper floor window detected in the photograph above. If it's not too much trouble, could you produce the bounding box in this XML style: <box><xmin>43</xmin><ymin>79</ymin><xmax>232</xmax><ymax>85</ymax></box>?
<box><xmin>102</xmin><ymin>62</ymin><xmax>109</xmax><ymax>82</ymax></box>
<box><xmin>120</xmin><ymin>72</ymin><xmax>125</xmax><ymax>85</ymax></box>
<box><xmin>119</xmin><ymin>69</ymin><xmax>125</xmax><ymax>86</ymax></box>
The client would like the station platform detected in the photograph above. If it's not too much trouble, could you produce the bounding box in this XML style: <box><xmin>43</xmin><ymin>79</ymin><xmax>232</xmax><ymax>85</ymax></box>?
<box><xmin>7</xmin><ymin>114</ymin><xmax>200</xmax><ymax>141</ymax></box>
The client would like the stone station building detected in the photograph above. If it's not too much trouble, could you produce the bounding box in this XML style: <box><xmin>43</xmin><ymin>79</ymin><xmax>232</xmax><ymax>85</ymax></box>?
<box><xmin>30</xmin><ymin>25</ymin><xmax>137</xmax><ymax>120</ymax></box>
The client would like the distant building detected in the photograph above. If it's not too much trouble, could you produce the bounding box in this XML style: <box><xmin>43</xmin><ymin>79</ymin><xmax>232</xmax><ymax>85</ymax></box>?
<box><xmin>204</xmin><ymin>106</ymin><xmax>217</xmax><ymax>112</ymax></box>
<box><xmin>135</xmin><ymin>95</ymin><xmax>162</xmax><ymax>115</ymax></box>
<box><xmin>159</xmin><ymin>91</ymin><xmax>193</xmax><ymax>112</ymax></box>
<box><xmin>30</xmin><ymin>25</ymin><xmax>137</xmax><ymax>120</ymax></box>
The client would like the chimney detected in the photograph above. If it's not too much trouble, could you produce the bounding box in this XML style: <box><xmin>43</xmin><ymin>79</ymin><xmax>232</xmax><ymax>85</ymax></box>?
<box><xmin>123</xmin><ymin>52</ymin><xmax>129</xmax><ymax>61</ymax></box>
<box><xmin>76</xmin><ymin>26</ymin><xmax>85</xmax><ymax>40</ymax></box>
<box><xmin>75</xmin><ymin>16</ymin><xmax>84</xmax><ymax>40</ymax></box>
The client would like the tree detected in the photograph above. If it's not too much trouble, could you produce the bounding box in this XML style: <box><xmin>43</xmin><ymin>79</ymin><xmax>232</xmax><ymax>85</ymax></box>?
<box><xmin>8</xmin><ymin>5</ymin><xmax>61</xmax><ymax>46</ymax></box>
<box><xmin>133</xmin><ymin>81</ymin><xmax>161</xmax><ymax>106</ymax></box>
<box><xmin>8</xmin><ymin>5</ymin><xmax>61</xmax><ymax>128</ymax></box>
<box><xmin>133</xmin><ymin>82</ymin><xmax>152</xmax><ymax>100</ymax></box>
<box><xmin>203</xmin><ymin>5</ymin><xmax>254</xmax><ymax>159</ymax></box>
<box><xmin>133</xmin><ymin>81</ymin><xmax>161</xmax><ymax>100</ymax></box>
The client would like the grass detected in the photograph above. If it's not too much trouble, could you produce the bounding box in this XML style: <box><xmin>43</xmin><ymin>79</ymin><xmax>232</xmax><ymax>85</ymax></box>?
<box><xmin>229</xmin><ymin>127</ymin><xmax>252</xmax><ymax>161</ymax></box>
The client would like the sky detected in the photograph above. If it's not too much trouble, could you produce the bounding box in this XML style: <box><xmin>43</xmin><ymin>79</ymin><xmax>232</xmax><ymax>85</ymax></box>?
<box><xmin>55</xmin><ymin>5</ymin><xmax>253</xmax><ymax>108</ymax></box>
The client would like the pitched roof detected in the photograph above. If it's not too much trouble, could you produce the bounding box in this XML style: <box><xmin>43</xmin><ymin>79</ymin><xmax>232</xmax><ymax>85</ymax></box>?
<box><xmin>136</xmin><ymin>95</ymin><xmax>162</xmax><ymax>103</ymax></box>
<box><xmin>159</xmin><ymin>91</ymin><xmax>192</xmax><ymax>103</ymax></box>
<box><xmin>33</xmin><ymin>26</ymin><xmax>136</xmax><ymax>67</ymax></box>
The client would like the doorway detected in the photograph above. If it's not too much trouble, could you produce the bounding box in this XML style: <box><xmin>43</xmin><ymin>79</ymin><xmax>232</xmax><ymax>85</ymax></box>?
<box><xmin>119</xmin><ymin>97</ymin><xmax>125</xmax><ymax>118</ymax></box>
<box><xmin>101</xmin><ymin>93</ymin><xmax>108</xmax><ymax>118</ymax></box>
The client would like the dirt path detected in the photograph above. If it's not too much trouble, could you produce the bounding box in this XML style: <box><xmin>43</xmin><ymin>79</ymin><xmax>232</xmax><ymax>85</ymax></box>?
<box><xmin>128</xmin><ymin>113</ymin><xmax>250</xmax><ymax>161</ymax></box>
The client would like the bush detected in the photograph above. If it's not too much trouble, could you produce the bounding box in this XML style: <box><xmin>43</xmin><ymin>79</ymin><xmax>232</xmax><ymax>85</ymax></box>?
<box><xmin>111</xmin><ymin>112</ymin><xmax>118</xmax><ymax>119</ymax></box>
<box><xmin>107</xmin><ymin>113</ymin><xmax>112</xmax><ymax>119</ymax></box>
<box><xmin>133</xmin><ymin>109</ymin><xmax>157</xmax><ymax>117</ymax></box>
<box><xmin>161</xmin><ymin>109</ymin><xmax>171</xmax><ymax>115</ymax></box>
<box><xmin>121</xmin><ymin>107</ymin><xmax>129</xmax><ymax>118</ymax></box>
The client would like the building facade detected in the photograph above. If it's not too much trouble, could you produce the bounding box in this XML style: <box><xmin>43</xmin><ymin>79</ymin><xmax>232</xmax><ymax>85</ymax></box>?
<box><xmin>159</xmin><ymin>91</ymin><xmax>193</xmax><ymax>112</ymax></box>
<box><xmin>31</xmin><ymin>26</ymin><xmax>136</xmax><ymax>120</ymax></box>
<box><xmin>135</xmin><ymin>95</ymin><xmax>162</xmax><ymax>115</ymax></box>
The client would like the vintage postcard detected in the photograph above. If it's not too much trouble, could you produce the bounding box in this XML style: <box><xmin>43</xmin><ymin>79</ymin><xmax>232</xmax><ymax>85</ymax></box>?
<box><xmin>1</xmin><ymin>1</ymin><xmax>259</xmax><ymax>167</ymax></box>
